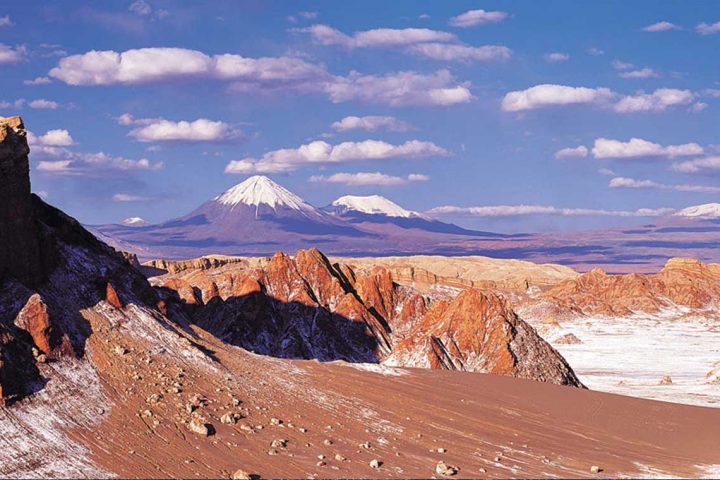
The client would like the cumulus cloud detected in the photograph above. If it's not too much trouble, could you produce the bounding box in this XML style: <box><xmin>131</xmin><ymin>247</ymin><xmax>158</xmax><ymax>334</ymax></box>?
<box><xmin>586</xmin><ymin>47</ymin><xmax>605</xmax><ymax>56</ymax></box>
<box><xmin>643</xmin><ymin>21</ymin><xmax>681</xmax><ymax>32</ymax></box>
<box><xmin>609</xmin><ymin>176</ymin><xmax>720</xmax><ymax>193</ymax></box>
<box><xmin>297</xmin><ymin>24</ymin><xmax>456</xmax><ymax>48</ymax></box>
<box><xmin>592</xmin><ymin>137</ymin><xmax>703</xmax><ymax>159</ymax></box>
<box><xmin>331</xmin><ymin>115</ymin><xmax>411</xmax><ymax>132</ymax></box>
<box><xmin>696</xmin><ymin>21</ymin><xmax>720</xmax><ymax>35</ymax></box>
<box><xmin>427</xmin><ymin>204</ymin><xmax>673</xmax><ymax>217</ymax></box>
<box><xmin>406</xmin><ymin>43</ymin><xmax>511</xmax><ymax>61</ymax></box>
<box><xmin>225</xmin><ymin>139</ymin><xmax>450</xmax><ymax>174</ymax></box>
<box><xmin>122</xmin><ymin>116</ymin><xmax>243</xmax><ymax>142</ymax></box>
<box><xmin>28</xmin><ymin>99</ymin><xmax>59</xmax><ymax>109</ymax></box>
<box><xmin>309</xmin><ymin>172</ymin><xmax>429</xmax><ymax>186</ymax></box>
<box><xmin>112</xmin><ymin>193</ymin><xmax>149</xmax><ymax>202</ymax></box>
<box><xmin>544</xmin><ymin>52</ymin><xmax>569</xmax><ymax>63</ymax></box>
<box><xmin>449</xmin><ymin>9</ymin><xmax>508</xmax><ymax>28</ymax></box>
<box><xmin>49</xmin><ymin>47</ymin><xmax>327</xmax><ymax>90</ymax></box>
<box><xmin>296</xmin><ymin>24</ymin><xmax>510</xmax><ymax>62</ymax></box>
<box><xmin>0</xmin><ymin>16</ymin><xmax>13</xmax><ymax>27</ymax></box>
<box><xmin>619</xmin><ymin>68</ymin><xmax>659</xmax><ymax>79</ymax></box>
<box><xmin>28</xmin><ymin>129</ymin><xmax>75</xmax><ymax>146</ymax></box>
<box><xmin>0</xmin><ymin>44</ymin><xmax>26</xmax><ymax>63</ymax></box>
<box><xmin>128</xmin><ymin>0</ymin><xmax>152</xmax><ymax>16</ymax></box>
<box><xmin>326</xmin><ymin>70</ymin><xmax>473</xmax><ymax>107</ymax></box>
<box><xmin>613</xmin><ymin>88</ymin><xmax>694</xmax><ymax>112</ymax></box>
<box><xmin>554</xmin><ymin>145</ymin><xmax>588</xmax><ymax>159</ymax></box>
<box><xmin>48</xmin><ymin>47</ymin><xmax>474</xmax><ymax>107</ymax></box>
<box><xmin>29</xmin><ymin>128</ymin><xmax>162</xmax><ymax>175</ymax></box>
<box><xmin>501</xmin><ymin>84</ymin><xmax>613</xmax><ymax>111</ymax></box>
<box><xmin>612</xmin><ymin>60</ymin><xmax>633</xmax><ymax>70</ymax></box>
<box><xmin>671</xmin><ymin>156</ymin><xmax>720</xmax><ymax>173</ymax></box>
<box><xmin>24</xmin><ymin>76</ymin><xmax>52</xmax><ymax>85</ymax></box>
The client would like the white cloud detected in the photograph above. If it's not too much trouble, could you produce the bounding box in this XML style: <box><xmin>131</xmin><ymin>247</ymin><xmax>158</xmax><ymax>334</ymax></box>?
<box><xmin>619</xmin><ymin>68</ymin><xmax>659</xmax><ymax>79</ymax></box>
<box><xmin>309</xmin><ymin>172</ymin><xmax>429</xmax><ymax>186</ymax></box>
<box><xmin>326</xmin><ymin>69</ymin><xmax>473</xmax><ymax>107</ymax></box>
<box><xmin>298</xmin><ymin>24</ymin><xmax>456</xmax><ymax>48</ymax></box>
<box><xmin>28</xmin><ymin>99</ymin><xmax>59</xmax><ymax>109</ymax></box>
<box><xmin>609</xmin><ymin>176</ymin><xmax>720</xmax><ymax>193</ymax></box>
<box><xmin>501</xmin><ymin>84</ymin><xmax>613</xmax><ymax>112</ymax></box>
<box><xmin>586</xmin><ymin>47</ymin><xmax>605</xmax><ymax>56</ymax></box>
<box><xmin>611</xmin><ymin>59</ymin><xmax>633</xmax><ymax>70</ymax></box>
<box><xmin>24</xmin><ymin>76</ymin><xmax>52</xmax><ymax>85</ymax></box>
<box><xmin>544</xmin><ymin>52</ymin><xmax>569</xmax><ymax>63</ymax></box>
<box><xmin>0</xmin><ymin>99</ymin><xmax>25</xmax><ymax>109</ymax></box>
<box><xmin>671</xmin><ymin>156</ymin><xmax>720</xmax><ymax>173</ymax></box>
<box><xmin>129</xmin><ymin>0</ymin><xmax>152</xmax><ymax>16</ymax></box>
<box><xmin>407</xmin><ymin>43</ymin><xmax>511</xmax><ymax>62</ymax></box>
<box><xmin>331</xmin><ymin>116</ymin><xmax>411</xmax><ymax>132</ymax></box>
<box><xmin>554</xmin><ymin>145</ymin><xmax>588</xmax><ymax>159</ymax></box>
<box><xmin>297</xmin><ymin>24</ymin><xmax>510</xmax><ymax>62</ymax></box>
<box><xmin>598</xmin><ymin>168</ymin><xmax>616</xmax><ymax>176</ymax></box>
<box><xmin>696</xmin><ymin>21</ymin><xmax>720</xmax><ymax>35</ymax></box>
<box><xmin>643</xmin><ymin>21</ymin><xmax>681</xmax><ymax>32</ymax></box>
<box><xmin>49</xmin><ymin>48</ymin><xmax>327</xmax><ymax>89</ymax></box>
<box><xmin>0</xmin><ymin>15</ymin><xmax>13</xmax><ymax>27</ymax></box>
<box><xmin>225</xmin><ymin>139</ymin><xmax>450</xmax><ymax>174</ymax></box>
<box><xmin>449</xmin><ymin>9</ymin><xmax>508</xmax><ymax>28</ymax></box>
<box><xmin>125</xmin><ymin>117</ymin><xmax>242</xmax><ymax>142</ymax></box>
<box><xmin>0</xmin><ymin>44</ymin><xmax>26</xmax><ymax>63</ymax></box>
<box><xmin>704</xmin><ymin>89</ymin><xmax>720</xmax><ymax>98</ymax></box>
<box><xmin>427</xmin><ymin>204</ymin><xmax>673</xmax><ymax>217</ymax></box>
<box><xmin>613</xmin><ymin>88</ymin><xmax>695</xmax><ymax>113</ymax></box>
<box><xmin>28</xmin><ymin>129</ymin><xmax>75</xmax><ymax>146</ymax></box>
<box><xmin>113</xmin><ymin>193</ymin><xmax>148</xmax><ymax>202</ymax></box>
<box><xmin>592</xmin><ymin>137</ymin><xmax>703</xmax><ymax>159</ymax></box>
<box><xmin>690</xmin><ymin>102</ymin><xmax>708</xmax><ymax>113</ymax></box>
<box><xmin>49</xmin><ymin>47</ymin><xmax>473</xmax><ymax>107</ymax></box>
<box><xmin>37</xmin><ymin>160</ymin><xmax>72</xmax><ymax>172</ymax></box>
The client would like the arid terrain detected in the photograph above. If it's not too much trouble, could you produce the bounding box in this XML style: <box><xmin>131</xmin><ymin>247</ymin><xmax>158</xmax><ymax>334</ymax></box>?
<box><xmin>2</xmin><ymin>115</ymin><xmax>720</xmax><ymax>479</ymax></box>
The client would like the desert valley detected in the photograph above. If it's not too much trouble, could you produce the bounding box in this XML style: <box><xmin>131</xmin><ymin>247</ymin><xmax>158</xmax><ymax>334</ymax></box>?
<box><xmin>2</xmin><ymin>115</ymin><xmax>720</xmax><ymax>478</ymax></box>
<box><xmin>3</xmin><ymin>2</ymin><xmax>720</xmax><ymax>478</ymax></box>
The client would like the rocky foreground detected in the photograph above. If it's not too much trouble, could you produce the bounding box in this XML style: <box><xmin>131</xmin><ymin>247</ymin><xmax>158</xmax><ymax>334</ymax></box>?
<box><xmin>2</xmin><ymin>116</ymin><xmax>720</xmax><ymax>478</ymax></box>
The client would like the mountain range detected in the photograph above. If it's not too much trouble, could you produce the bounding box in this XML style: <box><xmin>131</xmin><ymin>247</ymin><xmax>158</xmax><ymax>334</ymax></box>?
<box><xmin>93</xmin><ymin>175</ymin><xmax>720</xmax><ymax>272</ymax></box>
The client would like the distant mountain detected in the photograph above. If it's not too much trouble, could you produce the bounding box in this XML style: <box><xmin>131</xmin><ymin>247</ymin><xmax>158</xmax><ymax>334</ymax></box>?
<box><xmin>323</xmin><ymin>194</ymin><xmax>505</xmax><ymax>237</ymax></box>
<box><xmin>93</xmin><ymin>176</ymin><xmax>513</xmax><ymax>260</ymax></box>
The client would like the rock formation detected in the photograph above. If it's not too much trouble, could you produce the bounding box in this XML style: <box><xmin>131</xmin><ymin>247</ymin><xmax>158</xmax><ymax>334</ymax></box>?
<box><xmin>155</xmin><ymin>247</ymin><xmax>583</xmax><ymax>386</ymax></box>
<box><xmin>543</xmin><ymin>258</ymin><xmax>720</xmax><ymax>316</ymax></box>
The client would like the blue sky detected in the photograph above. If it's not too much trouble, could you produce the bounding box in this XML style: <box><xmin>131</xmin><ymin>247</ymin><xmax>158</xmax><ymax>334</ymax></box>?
<box><xmin>1</xmin><ymin>0</ymin><xmax>719</xmax><ymax>232</ymax></box>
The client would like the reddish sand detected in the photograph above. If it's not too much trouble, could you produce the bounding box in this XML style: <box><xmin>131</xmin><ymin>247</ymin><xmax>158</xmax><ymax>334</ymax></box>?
<box><xmin>63</xmin><ymin>317</ymin><xmax>720</xmax><ymax>479</ymax></box>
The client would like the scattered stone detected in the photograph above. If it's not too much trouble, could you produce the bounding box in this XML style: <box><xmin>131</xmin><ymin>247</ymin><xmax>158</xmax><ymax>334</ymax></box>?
<box><xmin>188</xmin><ymin>418</ymin><xmax>213</xmax><ymax>436</ymax></box>
<box><xmin>334</xmin><ymin>454</ymin><xmax>346</xmax><ymax>462</ymax></box>
<box><xmin>316</xmin><ymin>461</ymin><xmax>326</xmax><ymax>467</ymax></box>
<box><xmin>146</xmin><ymin>393</ymin><xmax>163</xmax><ymax>404</ymax></box>
<box><xmin>318</xmin><ymin>455</ymin><xmax>326</xmax><ymax>460</ymax></box>
<box><xmin>590</xmin><ymin>465</ymin><xmax>602</xmax><ymax>474</ymax></box>
<box><xmin>479</xmin><ymin>467</ymin><xmax>487</xmax><ymax>473</ymax></box>
<box><xmin>114</xmin><ymin>345</ymin><xmax>128</xmax><ymax>356</ymax></box>
<box><xmin>369</xmin><ymin>459</ymin><xmax>382</xmax><ymax>469</ymax></box>
<box><xmin>271</xmin><ymin>438</ymin><xmax>288</xmax><ymax>449</ymax></box>
<box><xmin>436</xmin><ymin>460</ymin><xmax>458</xmax><ymax>476</ymax></box>
<box><xmin>494</xmin><ymin>456</ymin><xmax>502</xmax><ymax>462</ymax></box>
<box><xmin>298</xmin><ymin>427</ymin><xmax>307</xmax><ymax>433</ymax></box>
<box><xmin>437</xmin><ymin>447</ymin><xmax>447</xmax><ymax>453</ymax></box>
<box><xmin>267</xmin><ymin>449</ymin><xmax>278</xmax><ymax>456</ymax></box>
<box><xmin>270</xmin><ymin>417</ymin><xmax>283</xmax><ymax>426</ymax></box>
<box><xmin>231</xmin><ymin>469</ymin><xmax>251</xmax><ymax>480</ymax></box>
<box><xmin>359</xmin><ymin>442</ymin><xmax>371</xmax><ymax>449</ymax></box>
<box><xmin>660</xmin><ymin>375</ymin><xmax>673</xmax><ymax>385</ymax></box>
<box><xmin>323</xmin><ymin>439</ymin><xmax>333</xmax><ymax>446</ymax></box>
<box><xmin>221</xmin><ymin>412</ymin><xmax>241</xmax><ymax>425</ymax></box>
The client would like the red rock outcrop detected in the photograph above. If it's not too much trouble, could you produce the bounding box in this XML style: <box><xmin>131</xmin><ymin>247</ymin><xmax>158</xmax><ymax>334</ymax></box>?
<box><xmin>386</xmin><ymin>289</ymin><xmax>582</xmax><ymax>386</ymax></box>
<box><xmin>14</xmin><ymin>294</ymin><xmax>52</xmax><ymax>354</ymax></box>
<box><xmin>544</xmin><ymin>257</ymin><xmax>720</xmax><ymax>316</ymax></box>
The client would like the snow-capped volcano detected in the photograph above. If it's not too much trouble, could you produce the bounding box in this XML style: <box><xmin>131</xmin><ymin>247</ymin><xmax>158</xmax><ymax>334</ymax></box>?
<box><xmin>674</xmin><ymin>203</ymin><xmax>720</xmax><ymax>219</ymax></box>
<box><xmin>215</xmin><ymin>175</ymin><xmax>320</xmax><ymax>218</ymax></box>
<box><xmin>329</xmin><ymin>195</ymin><xmax>421</xmax><ymax>218</ymax></box>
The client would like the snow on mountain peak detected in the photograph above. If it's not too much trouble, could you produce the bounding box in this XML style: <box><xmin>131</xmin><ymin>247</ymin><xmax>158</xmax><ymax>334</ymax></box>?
<box><xmin>121</xmin><ymin>217</ymin><xmax>148</xmax><ymax>226</ymax></box>
<box><xmin>331</xmin><ymin>195</ymin><xmax>419</xmax><ymax>218</ymax></box>
<box><xmin>674</xmin><ymin>203</ymin><xmax>720</xmax><ymax>219</ymax></box>
<box><xmin>215</xmin><ymin>175</ymin><xmax>318</xmax><ymax>215</ymax></box>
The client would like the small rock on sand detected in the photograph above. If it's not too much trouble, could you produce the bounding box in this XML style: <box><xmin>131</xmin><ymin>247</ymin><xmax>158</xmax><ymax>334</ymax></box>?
<box><xmin>660</xmin><ymin>375</ymin><xmax>673</xmax><ymax>385</ymax></box>
<box><xmin>370</xmin><ymin>459</ymin><xmax>382</xmax><ymax>468</ymax></box>
<box><xmin>590</xmin><ymin>465</ymin><xmax>602</xmax><ymax>474</ymax></box>
<box><xmin>436</xmin><ymin>460</ymin><xmax>458</xmax><ymax>476</ymax></box>
<box><xmin>232</xmin><ymin>469</ymin><xmax>251</xmax><ymax>480</ymax></box>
